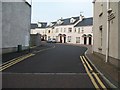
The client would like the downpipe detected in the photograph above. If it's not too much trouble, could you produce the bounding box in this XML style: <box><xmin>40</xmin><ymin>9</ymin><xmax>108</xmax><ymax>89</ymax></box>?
<box><xmin>106</xmin><ymin>0</ymin><xmax>110</xmax><ymax>63</ymax></box>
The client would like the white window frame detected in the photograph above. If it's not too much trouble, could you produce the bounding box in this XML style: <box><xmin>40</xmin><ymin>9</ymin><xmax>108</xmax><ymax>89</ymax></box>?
<box><xmin>67</xmin><ymin>36</ymin><xmax>72</xmax><ymax>42</ymax></box>
<box><xmin>68</xmin><ymin>28</ymin><xmax>72</xmax><ymax>33</ymax></box>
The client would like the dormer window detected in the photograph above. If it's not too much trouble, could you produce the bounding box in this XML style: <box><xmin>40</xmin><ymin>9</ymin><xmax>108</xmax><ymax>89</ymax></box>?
<box><xmin>38</xmin><ymin>23</ymin><xmax>42</xmax><ymax>27</ymax></box>
<box><xmin>57</xmin><ymin>19</ymin><xmax>63</xmax><ymax>25</ymax></box>
<box><xmin>70</xmin><ymin>18</ymin><xmax>75</xmax><ymax>23</ymax></box>
<box><xmin>50</xmin><ymin>23</ymin><xmax>53</xmax><ymax>26</ymax></box>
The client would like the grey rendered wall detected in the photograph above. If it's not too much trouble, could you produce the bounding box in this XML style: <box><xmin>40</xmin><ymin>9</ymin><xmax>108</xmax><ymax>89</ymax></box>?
<box><xmin>93</xmin><ymin>1</ymin><xmax>107</xmax><ymax>55</ymax></box>
<box><xmin>2</xmin><ymin>1</ymin><xmax>31</xmax><ymax>53</ymax></box>
<box><xmin>108</xmin><ymin>2</ymin><xmax>119</xmax><ymax>59</ymax></box>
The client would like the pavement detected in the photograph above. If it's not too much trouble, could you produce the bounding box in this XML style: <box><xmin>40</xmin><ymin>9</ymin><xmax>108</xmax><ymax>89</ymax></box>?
<box><xmin>79</xmin><ymin>45</ymin><xmax>119</xmax><ymax>89</ymax></box>
<box><xmin>2</xmin><ymin>41</ymin><xmax>51</xmax><ymax>63</ymax></box>
<box><xmin>1</xmin><ymin>42</ymin><xmax>117</xmax><ymax>89</ymax></box>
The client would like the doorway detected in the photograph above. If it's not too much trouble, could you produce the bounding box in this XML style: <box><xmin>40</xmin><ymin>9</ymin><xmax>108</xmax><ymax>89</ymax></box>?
<box><xmin>84</xmin><ymin>37</ymin><xmax>87</xmax><ymax>45</ymax></box>
<box><xmin>89</xmin><ymin>37</ymin><xmax>92</xmax><ymax>45</ymax></box>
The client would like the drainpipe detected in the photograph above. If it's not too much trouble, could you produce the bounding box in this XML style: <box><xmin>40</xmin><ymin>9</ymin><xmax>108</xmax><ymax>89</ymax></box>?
<box><xmin>29</xmin><ymin>0</ymin><xmax>32</xmax><ymax>52</ymax></box>
<box><xmin>106</xmin><ymin>0</ymin><xmax>110</xmax><ymax>63</ymax></box>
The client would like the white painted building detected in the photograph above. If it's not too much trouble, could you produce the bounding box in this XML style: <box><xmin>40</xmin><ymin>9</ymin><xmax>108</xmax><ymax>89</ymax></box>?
<box><xmin>31</xmin><ymin>22</ymin><xmax>47</xmax><ymax>40</ymax></box>
<box><xmin>74</xmin><ymin>18</ymin><xmax>93</xmax><ymax>45</ymax></box>
<box><xmin>31</xmin><ymin>15</ymin><xmax>93</xmax><ymax>45</ymax></box>
<box><xmin>93</xmin><ymin>0</ymin><xmax>120</xmax><ymax>68</ymax></box>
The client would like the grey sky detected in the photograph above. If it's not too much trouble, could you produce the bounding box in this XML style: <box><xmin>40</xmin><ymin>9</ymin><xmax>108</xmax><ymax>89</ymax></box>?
<box><xmin>31</xmin><ymin>0</ymin><xmax>93</xmax><ymax>23</ymax></box>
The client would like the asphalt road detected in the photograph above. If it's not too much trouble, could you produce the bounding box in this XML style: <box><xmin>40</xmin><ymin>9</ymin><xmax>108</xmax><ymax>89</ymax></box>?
<box><xmin>3</xmin><ymin>43</ymin><xmax>87</xmax><ymax>73</ymax></box>
<box><xmin>2</xmin><ymin>43</ymin><xmax>110</xmax><ymax>88</ymax></box>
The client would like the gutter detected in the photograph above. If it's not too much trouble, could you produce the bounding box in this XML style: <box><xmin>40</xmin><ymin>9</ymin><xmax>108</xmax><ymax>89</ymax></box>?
<box><xmin>24</xmin><ymin>0</ymin><xmax>31</xmax><ymax>7</ymax></box>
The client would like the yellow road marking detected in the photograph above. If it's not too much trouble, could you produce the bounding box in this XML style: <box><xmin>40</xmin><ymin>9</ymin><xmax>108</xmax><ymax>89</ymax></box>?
<box><xmin>80</xmin><ymin>56</ymin><xmax>100</xmax><ymax>89</ymax></box>
<box><xmin>0</xmin><ymin>54</ymin><xmax>31</xmax><ymax>66</ymax></box>
<box><xmin>82</xmin><ymin>56</ymin><xmax>93</xmax><ymax>71</ymax></box>
<box><xmin>93</xmin><ymin>72</ymin><xmax>107</xmax><ymax>89</ymax></box>
<box><xmin>81</xmin><ymin>56</ymin><xmax>107</xmax><ymax>89</ymax></box>
<box><xmin>0</xmin><ymin>54</ymin><xmax>35</xmax><ymax>71</ymax></box>
<box><xmin>0</xmin><ymin>45</ymin><xmax>55</xmax><ymax>71</ymax></box>
<box><xmin>1</xmin><ymin>54</ymin><xmax>33</xmax><ymax>69</ymax></box>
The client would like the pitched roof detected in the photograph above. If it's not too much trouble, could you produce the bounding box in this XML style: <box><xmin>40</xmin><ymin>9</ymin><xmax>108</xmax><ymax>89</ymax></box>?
<box><xmin>38</xmin><ymin>22</ymin><xmax>47</xmax><ymax>28</ymax></box>
<box><xmin>74</xmin><ymin>17</ymin><xmax>93</xmax><ymax>27</ymax></box>
<box><xmin>31</xmin><ymin>23</ymin><xmax>38</xmax><ymax>29</ymax></box>
<box><xmin>31</xmin><ymin>22</ymin><xmax>47</xmax><ymax>29</ymax></box>
<box><xmin>47</xmin><ymin>22</ymin><xmax>57</xmax><ymax>28</ymax></box>
<box><xmin>54</xmin><ymin>16</ymin><xmax>79</xmax><ymax>26</ymax></box>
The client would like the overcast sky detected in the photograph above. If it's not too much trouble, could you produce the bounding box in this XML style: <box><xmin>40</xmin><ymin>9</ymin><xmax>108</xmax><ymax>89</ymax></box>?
<box><xmin>30</xmin><ymin>0</ymin><xmax>93</xmax><ymax>23</ymax></box>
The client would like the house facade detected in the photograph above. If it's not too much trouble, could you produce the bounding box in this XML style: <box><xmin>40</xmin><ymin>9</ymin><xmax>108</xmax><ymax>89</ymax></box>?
<box><xmin>74</xmin><ymin>18</ymin><xmax>93</xmax><ymax>45</ymax></box>
<box><xmin>31</xmin><ymin>22</ymin><xmax>47</xmax><ymax>40</ymax></box>
<box><xmin>1</xmin><ymin>1</ymin><xmax>31</xmax><ymax>54</ymax></box>
<box><xmin>93</xmin><ymin>0</ymin><xmax>120</xmax><ymax>68</ymax></box>
<box><xmin>31</xmin><ymin>15</ymin><xmax>93</xmax><ymax>45</ymax></box>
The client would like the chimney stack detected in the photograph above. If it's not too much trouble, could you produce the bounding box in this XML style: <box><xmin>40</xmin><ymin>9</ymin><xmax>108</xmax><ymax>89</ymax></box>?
<box><xmin>79</xmin><ymin>14</ymin><xmax>84</xmax><ymax>21</ymax></box>
<box><xmin>79</xmin><ymin>12</ymin><xmax>84</xmax><ymax>21</ymax></box>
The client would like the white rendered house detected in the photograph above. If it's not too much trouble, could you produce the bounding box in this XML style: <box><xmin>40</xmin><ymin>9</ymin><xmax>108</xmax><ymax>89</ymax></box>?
<box><xmin>74</xmin><ymin>17</ymin><xmax>93</xmax><ymax>45</ymax></box>
<box><xmin>31</xmin><ymin>15</ymin><xmax>93</xmax><ymax>45</ymax></box>
<box><xmin>31</xmin><ymin>22</ymin><xmax>47</xmax><ymax>40</ymax></box>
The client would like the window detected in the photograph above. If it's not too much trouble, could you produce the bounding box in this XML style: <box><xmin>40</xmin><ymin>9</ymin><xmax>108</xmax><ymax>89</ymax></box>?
<box><xmin>78</xmin><ymin>28</ymin><xmax>80</xmax><ymax>33</ymax></box>
<box><xmin>82</xmin><ymin>27</ymin><xmax>84</xmax><ymax>33</ymax></box>
<box><xmin>76</xmin><ymin>37</ymin><xmax>80</xmax><ymax>43</ymax></box>
<box><xmin>57</xmin><ymin>19</ymin><xmax>63</xmax><ymax>25</ymax></box>
<box><xmin>48</xmin><ymin>30</ymin><xmax>50</xmax><ymax>33</ymax></box>
<box><xmin>51</xmin><ymin>30</ymin><xmax>53</xmax><ymax>33</ymax></box>
<box><xmin>99</xmin><ymin>25</ymin><xmax>103</xmax><ymax>47</ymax></box>
<box><xmin>38</xmin><ymin>23</ymin><xmax>41</xmax><ymax>27</ymax></box>
<box><xmin>64</xmin><ymin>28</ymin><xmax>66</xmax><ymax>32</ymax></box>
<box><xmin>56</xmin><ymin>28</ymin><xmax>59</xmax><ymax>33</ymax></box>
<box><xmin>70</xmin><ymin>18</ymin><xmax>75</xmax><ymax>23</ymax></box>
<box><xmin>74</xmin><ymin>28</ymin><xmax>76</xmax><ymax>32</ymax></box>
<box><xmin>45</xmin><ymin>30</ymin><xmax>47</xmax><ymax>33</ymax></box>
<box><xmin>48</xmin><ymin>36</ymin><xmax>50</xmax><ymax>39</ymax></box>
<box><xmin>67</xmin><ymin>36</ymin><xmax>71</xmax><ymax>42</ymax></box>
<box><xmin>61</xmin><ymin>28</ymin><xmax>62</xmax><ymax>32</ymax></box>
<box><xmin>68</xmin><ymin>28</ymin><xmax>72</xmax><ymax>33</ymax></box>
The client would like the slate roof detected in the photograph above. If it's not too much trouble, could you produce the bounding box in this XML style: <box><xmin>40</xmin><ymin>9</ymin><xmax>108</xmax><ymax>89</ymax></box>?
<box><xmin>54</xmin><ymin>16</ymin><xmax>79</xmax><ymax>26</ymax></box>
<box><xmin>74</xmin><ymin>17</ymin><xmax>93</xmax><ymax>27</ymax></box>
<box><xmin>31</xmin><ymin>23</ymin><xmax>38</xmax><ymax>29</ymax></box>
<box><xmin>46</xmin><ymin>22</ymin><xmax>57</xmax><ymax>28</ymax></box>
<box><xmin>31</xmin><ymin>22</ymin><xmax>47</xmax><ymax>29</ymax></box>
<box><xmin>38</xmin><ymin>22</ymin><xmax>47</xmax><ymax>28</ymax></box>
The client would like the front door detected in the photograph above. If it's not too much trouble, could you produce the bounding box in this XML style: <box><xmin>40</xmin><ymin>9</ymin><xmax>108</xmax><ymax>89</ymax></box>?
<box><xmin>89</xmin><ymin>37</ymin><xmax>92</xmax><ymax>45</ymax></box>
<box><xmin>60</xmin><ymin>35</ymin><xmax>62</xmax><ymax>43</ymax></box>
<box><xmin>64</xmin><ymin>36</ymin><xmax>66</xmax><ymax>43</ymax></box>
<box><xmin>84</xmin><ymin>37</ymin><xmax>87</xmax><ymax>45</ymax></box>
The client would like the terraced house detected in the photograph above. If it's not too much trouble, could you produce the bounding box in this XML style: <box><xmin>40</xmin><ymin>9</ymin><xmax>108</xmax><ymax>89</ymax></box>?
<box><xmin>31</xmin><ymin>15</ymin><xmax>93</xmax><ymax>45</ymax></box>
<box><xmin>31</xmin><ymin>22</ymin><xmax>47</xmax><ymax>40</ymax></box>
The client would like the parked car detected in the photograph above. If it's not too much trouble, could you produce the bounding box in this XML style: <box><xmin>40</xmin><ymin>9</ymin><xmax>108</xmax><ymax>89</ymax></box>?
<box><xmin>47</xmin><ymin>38</ymin><xmax>56</xmax><ymax>43</ymax></box>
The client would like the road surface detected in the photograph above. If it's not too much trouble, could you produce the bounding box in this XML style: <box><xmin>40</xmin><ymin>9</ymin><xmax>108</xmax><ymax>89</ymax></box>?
<box><xmin>2</xmin><ymin>43</ymin><xmax>110</xmax><ymax>89</ymax></box>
